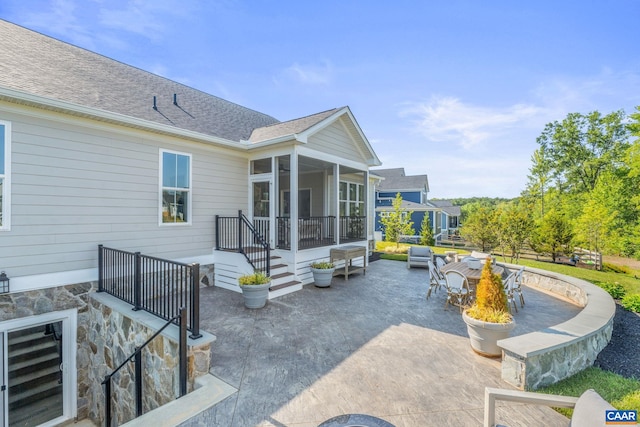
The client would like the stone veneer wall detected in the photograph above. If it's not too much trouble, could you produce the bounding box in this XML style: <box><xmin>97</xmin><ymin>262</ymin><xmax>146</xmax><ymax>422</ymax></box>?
<box><xmin>0</xmin><ymin>261</ymin><xmax>215</xmax><ymax>425</ymax></box>
<box><xmin>0</xmin><ymin>280</ymin><xmax>97</xmax><ymax>420</ymax></box>
<box><xmin>498</xmin><ymin>266</ymin><xmax>615</xmax><ymax>391</ymax></box>
<box><xmin>84</xmin><ymin>293</ymin><xmax>213</xmax><ymax>426</ymax></box>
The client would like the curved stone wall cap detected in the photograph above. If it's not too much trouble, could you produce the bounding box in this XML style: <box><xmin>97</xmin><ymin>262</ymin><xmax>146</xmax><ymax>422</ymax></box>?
<box><xmin>497</xmin><ymin>265</ymin><xmax>615</xmax><ymax>358</ymax></box>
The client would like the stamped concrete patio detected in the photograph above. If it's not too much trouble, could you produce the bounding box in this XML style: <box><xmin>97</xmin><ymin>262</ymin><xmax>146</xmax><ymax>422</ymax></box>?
<box><xmin>181</xmin><ymin>259</ymin><xmax>581</xmax><ymax>427</ymax></box>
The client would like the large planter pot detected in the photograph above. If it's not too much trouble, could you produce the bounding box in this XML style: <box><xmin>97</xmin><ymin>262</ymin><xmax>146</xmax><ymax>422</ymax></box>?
<box><xmin>311</xmin><ymin>267</ymin><xmax>335</xmax><ymax>287</ymax></box>
<box><xmin>239</xmin><ymin>282</ymin><xmax>271</xmax><ymax>309</ymax></box>
<box><xmin>462</xmin><ymin>311</ymin><xmax>515</xmax><ymax>357</ymax></box>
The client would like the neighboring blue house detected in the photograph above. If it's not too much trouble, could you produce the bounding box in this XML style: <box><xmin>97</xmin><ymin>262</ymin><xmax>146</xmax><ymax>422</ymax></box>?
<box><xmin>372</xmin><ymin>168</ymin><xmax>461</xmax><ymax>242</ymax></box>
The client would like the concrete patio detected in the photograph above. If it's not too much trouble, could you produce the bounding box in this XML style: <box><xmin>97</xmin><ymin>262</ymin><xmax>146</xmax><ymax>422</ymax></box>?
<box><xmin>180</xmin><ymin>258</ymin><xmax>581</xmax><ymax>427</ymax></box>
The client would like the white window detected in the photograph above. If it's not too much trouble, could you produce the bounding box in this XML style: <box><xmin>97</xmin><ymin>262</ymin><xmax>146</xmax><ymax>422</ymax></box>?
<box><xmin>0</xmin><ymin>120</ymin><xmax>11</xmax><ymax>231</ymax></box>
<box><xmin>339</xmin><ymin>181</ymin><xmax>364</xmax><ymax>216</ymax></box>
<box><xmin>160</xmin><ymin>149</ymin><xmax>191</xmax><ymax>225</ymax></box>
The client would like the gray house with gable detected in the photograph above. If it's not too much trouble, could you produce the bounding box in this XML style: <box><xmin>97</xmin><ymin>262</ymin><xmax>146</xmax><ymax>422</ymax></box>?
<box><xmin>0</xmin><ymin>20</ymin><xmax>380</xmax><ymax>425</ymax></box>
<box><xmin>373</xmin><ymin>168</ymin><xmax>460</xmax><ymax>241</ymax></box>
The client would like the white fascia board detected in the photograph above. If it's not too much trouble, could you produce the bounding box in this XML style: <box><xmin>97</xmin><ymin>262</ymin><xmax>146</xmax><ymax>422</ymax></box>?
<box><xmin>0</xmin><ymin>86</ymin><xmax>245</xmax><ymax>151</ymax></box>
<box><xmin>242</xmin><ymin>134</ymin><xmax>301</xmax><ymax>148</ymax></box>
<box><xmin>378</xmin><ymin>188</ymin><xmax>427</xmax><ymax>194</ymax></box>
<box><xmin>296</xmin><ymin>145</ymin><xmax>370</xmax><ymax>171</ymax></box>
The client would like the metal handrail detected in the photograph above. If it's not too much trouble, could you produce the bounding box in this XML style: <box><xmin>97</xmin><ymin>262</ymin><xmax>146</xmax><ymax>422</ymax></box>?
<box><xmin>215</xmin><ymin>210</ymin><xmax>270</xmax><ymax>276</ymax></box>
<box><xmin>98</xmin><ymin>245</ymin><xmax>201</xmax><ymax>339</ymax></box>
<box><xmin>102</xmin><ymin>308</ymin><xmax>187</xmax><ymax>427</ymax></box>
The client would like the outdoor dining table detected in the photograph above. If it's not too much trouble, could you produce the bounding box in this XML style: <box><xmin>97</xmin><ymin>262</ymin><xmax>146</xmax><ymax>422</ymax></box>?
<box><xmin>440</xmin><ymin>261</ymin><xmax>504</xmax><ymax>286</ymax></box>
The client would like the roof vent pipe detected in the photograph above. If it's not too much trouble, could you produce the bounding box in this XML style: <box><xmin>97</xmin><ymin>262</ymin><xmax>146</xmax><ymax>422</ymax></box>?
<box><xmin>173</xmin><ymin>94</ymin><xmax>178</xmax><ymax>106</ymax></box>
<box><xmin>153</xmin><ymin>96</ymin><xmax>157</xmax><ymax>110</ymax></box>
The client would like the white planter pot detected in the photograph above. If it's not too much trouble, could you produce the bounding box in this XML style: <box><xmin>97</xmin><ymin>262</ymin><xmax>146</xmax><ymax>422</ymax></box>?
<box><xmin>311</xmin><ymin>268</ymin><xmax>335</xmax><ymax>287</ymax></box>
<box><xmin>239</xmin><ymin>282</ymin><xmax>271</xmax><ymax>308</ymax></box>
<box><xmin>462</xmin><ymin>311</ymin><xmax>515</xmax><ymax>357</ymax></box>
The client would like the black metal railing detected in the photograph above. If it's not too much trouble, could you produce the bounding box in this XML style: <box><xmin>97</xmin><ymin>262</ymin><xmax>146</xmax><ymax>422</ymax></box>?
<box><xmin>339</xmin><ymin>215</ymin><xmax>366</xmax><ymax>242</ymax></box>
<box><xmin>215</xmin><ymin>210</ymin><xmax>270</xmax><ymax>276</ymax></box>
<box><xmin>275</xmin><ymin>216</ymin><xmax>336</xmax><ymax>250</ymax></box>
<box><xmin>98</xmin><ymin>245</ymin><xmax>201</xmax><ymax>339</ymax></box>
<box><xmin>298</xmin><ymin>216</ymin><xmax>336</xmax><ymax>249</ymax></box>
<box><xmin>102</xmin><ymin>308</ymin><xmax>188</xmax><ymax>427</ymax></box>
<box><xmin>276</xmin><ymin>216</ymin><xmax>291</xmax><ymax>250</ymax></box>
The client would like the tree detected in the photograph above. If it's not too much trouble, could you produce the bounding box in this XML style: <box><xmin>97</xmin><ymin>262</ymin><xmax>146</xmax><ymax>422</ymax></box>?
<box><xmin>525</xmin><ymin>146</ymin><xmax>552</xmax><ymax>218</ymax></box>
<box><xmin>460</xmin><ymin>204</ymin><xmax>499</xmax><ymax>252</ymax></box>
<box><xmin>380</xmin><ymin>193</ymin><xmax>414</xmax><ymax>247</ymax></box>
<box><xmin>495</xmin><ymin>200</ymin><xmax>534</xmax><ymax>263</ymax></box>
<box><xmin>419</xmin><ymin>214</ymin><xmax>435</xmax><ymax>246</ymax></box>
<box><xmin>534</xmin><ymin>208</ymin><xmax>573</xmax><ymax>262</ymax></box>
<box><xmin>536</xmin><ymin>110</ymin><xmax>630</xmax><ymax>193</ymax></box>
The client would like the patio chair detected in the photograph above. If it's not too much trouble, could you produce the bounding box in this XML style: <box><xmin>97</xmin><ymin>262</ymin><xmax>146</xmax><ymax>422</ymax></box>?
<box><xmin>407</xmin><ymin>246</ymin><xmax>433</xmax><ymax>269</ymax></box>
<box><xmin>484</xmin><ymin>387</ymin><xmax>615</xmax><ymax>427</ymax></box>
<box><xmin>428</xmin><ymin>258</ymin><xmax>445</xmax><ymax>281</ymax></box>
<box><xmin>435</xmin><ymin>256</ymin><xmax>446</xmax><ymax>270</ymax></box>
<box><xmin>513</xmin><ymin>266</ymin><xmax>525</xmax><ymax>307</ymax></box>
<box><xmin>444</xmin><ymin>270</ymin><xmax>471</xmax><ymax>312</ymax></box>
<box><xmin>503</xmin><ymin>272</ymin><xmax>518</xmax><ymax>313</ymax></box>
<box><xmin>426</xmin><ymin>261</ymin><xmax>446</xmax><ymax>299</ymax></box>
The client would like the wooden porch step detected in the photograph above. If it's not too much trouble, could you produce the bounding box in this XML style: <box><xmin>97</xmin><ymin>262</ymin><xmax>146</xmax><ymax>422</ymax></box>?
<box><xmin>270</xmin><ymin>280</ymin><xmax>302</xmax><ymax>292</ymax></box>
<box><xmin>270</xmin><ymin>263</ymin><xmax>287</xmax><ymax>270</ymax></box>
<box><xmin>270</xmin><ymin>272</ymin><xmax>294</xmax><ymax>280</ymax></box>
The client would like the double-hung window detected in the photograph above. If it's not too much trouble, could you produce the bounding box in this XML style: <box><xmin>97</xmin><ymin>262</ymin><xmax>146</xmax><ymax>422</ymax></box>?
<box><xmin>0</xmin><ymin>120</ymin><xmax>10</xmax><ymax>231</ymax></box>
<box><xmin>160</xmin><ymin>149</ymin><xmax>191</xmax><ymax>225</ymax></box>
<box><xmin>339</xmin><ymin>181</ymin><xmax>365</xmax><ymax>216</ymax></box>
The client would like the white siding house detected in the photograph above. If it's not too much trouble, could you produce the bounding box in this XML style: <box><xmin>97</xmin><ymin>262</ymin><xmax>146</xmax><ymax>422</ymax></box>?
<box><xmin>0</xmin><ymin>19</ymin><xmax>381</xmax><ymax>425</ymax></box>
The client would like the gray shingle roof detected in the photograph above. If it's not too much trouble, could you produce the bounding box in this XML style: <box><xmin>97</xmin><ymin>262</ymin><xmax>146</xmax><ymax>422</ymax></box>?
<box><xmin>0</xmin><ymin>19</ymin><xmax>280</xmax><ymax>142</ymax></box>
<box><xmin>429</xmin><ymin>200</ymin><xmax>461</xmax><ymax>216</ymax></box>
<box><xmin>374</xmin><ymin>168</ymin><xmax>406</xmax><ymax>177</ymax></box>
<box><xmin>373</xmin><ymin>168</ymin><xmax>429</xmax><ymax>192</ymax></box>
<box><xmin>249</xmin><ymin>108</ymin><xmax>340</xmax><ymax>142</ymax></box>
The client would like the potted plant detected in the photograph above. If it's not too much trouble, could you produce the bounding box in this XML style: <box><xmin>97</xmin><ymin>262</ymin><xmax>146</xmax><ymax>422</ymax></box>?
<box><xmin>238</xmin><ymin>271</ymin><xmax>271</xmax><ymax>308</ymax></box>
<box><xmin>462</xmin><ymin>258</ymin><xmax>515</xmax><ymax>357</ymax></box>
<box><xmin>310</xmin><ymin>261</ymin><xmax>335</xmax><ymax>288</ymax></box>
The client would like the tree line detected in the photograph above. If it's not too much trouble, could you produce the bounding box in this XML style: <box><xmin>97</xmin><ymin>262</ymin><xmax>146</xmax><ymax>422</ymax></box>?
<box><xmin>460</xmin><ymin>107</ymin><xmax>640</xmax><ymax>261</ymax></box>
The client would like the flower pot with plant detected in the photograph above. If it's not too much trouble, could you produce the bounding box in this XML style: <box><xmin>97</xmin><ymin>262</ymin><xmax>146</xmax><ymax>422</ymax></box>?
<box><xmin>310</xmin><ymin>261</ymin><xmax>335</xmax><ymax>288</ymax></box>
<box><xmin>462</xmin><ymin>258</ymin><xmax>515</xmax><ymax>357</ymax></box>
<box><xmin>238</xmin><ymin>271</ymin><xmax>271</xmax><ymax>308</ymax></box>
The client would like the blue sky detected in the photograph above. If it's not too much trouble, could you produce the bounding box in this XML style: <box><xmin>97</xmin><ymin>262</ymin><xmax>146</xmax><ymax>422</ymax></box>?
<box><xmin>2</xmin><ymin>1</ymin><xmax>639</xmax><ymax>198</ymax></box>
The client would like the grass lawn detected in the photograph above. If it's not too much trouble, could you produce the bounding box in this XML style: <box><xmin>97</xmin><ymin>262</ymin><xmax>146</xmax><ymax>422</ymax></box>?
<box><xmin>538</xmin><ymin>367</ymin><xmax>640</xmax><ymax>417</ymax></box>
<box><xmin>496</xmin><ymin>256</ymin><xmax>640</xmax><ymax>295</ymax></box>
<box><xmin>375</xmin><ymin>241</ymin><xmax>640</xmax><ymax>413</ymax></box>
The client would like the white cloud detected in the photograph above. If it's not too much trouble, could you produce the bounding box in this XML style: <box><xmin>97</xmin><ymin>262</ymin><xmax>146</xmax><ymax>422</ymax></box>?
<box><xmin>19</xmin><ymin>0</ymin><xmax>98</xmax><ymax>48</ymax></box>
<box><xmin>400</xmin><ymin>96</ymin><xmax>543</xmax><ymax>150</ymax></box>
<box><xmin>532</xmin><ymin>68</ymin><xmax>640</xmax><ymax>115</ymax></box>
<box><xmin>97</xmin><ymin>1</ymin><xmax>173</xmax><ymax>41</ymax></box>
<box><xmin>281</xmin><ymin>61</ymin><xmax>334</xmax><ymax>86</ymax></box>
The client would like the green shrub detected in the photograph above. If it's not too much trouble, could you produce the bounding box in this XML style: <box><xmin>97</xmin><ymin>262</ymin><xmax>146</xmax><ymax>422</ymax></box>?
<box><xmin>602</xmin><ymin>263</ymin><xmax>631</xmax><ymax>274</ymax></box>
<box><xmin>238</xmin><ymin>271</ymin><xmax>270</xmax><ymax>286</ymax></box>
<box><xmin>310</xmin><ymin>261</ymin><xmax>335</xmax><ymax>269</ymax></box>
<box><xmin>379</xmin><ymin>253</ymin><xmax>407</xmax><ymax>262</ymax></box>
<box><xmin>597</xmin><ymin>282</ymin><xmax>626</xmax><ymax>299</ymax></box>
<box><xmin>621</xmin><ymin>294</ymin><xmax>640</xmax><ymax>312</ymax></box>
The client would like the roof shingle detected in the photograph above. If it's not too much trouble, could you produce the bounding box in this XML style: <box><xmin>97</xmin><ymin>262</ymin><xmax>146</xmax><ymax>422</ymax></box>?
<box><xmin>0</xmin><ymin>19</ymin><xmax>279</xmax><ymax>142</ymax></box>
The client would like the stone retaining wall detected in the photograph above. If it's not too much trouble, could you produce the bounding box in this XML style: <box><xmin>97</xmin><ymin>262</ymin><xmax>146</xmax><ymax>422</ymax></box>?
<box><xmin>86</xmin><ymin>292</ymin><xmax>214</xmax><ymax>426</ymax></box>
<box><xmin>498</xmin><ymin>265</ymin><xmax>615</xmax><ymax>390</ymax></box>
<box><xmin>0</xmin><ymin>281</ymin><xmax>96</xmax><ymax>420</ymax></box>
<box><xmin>0</xmin><ymin>261</ymin><xmax>215</xmax><ymax>425</ymax></box>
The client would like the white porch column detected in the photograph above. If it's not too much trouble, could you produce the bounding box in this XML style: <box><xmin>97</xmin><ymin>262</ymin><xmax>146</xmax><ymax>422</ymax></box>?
<box><xmin>291</xmin><ymin>152</ymin><xmax>298</xmax><ymax>252</ymax></box>
<box><xmin>334</xmin><ymin>164</ymin><xmax>340</xmax><ymax>245</ymax></box>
